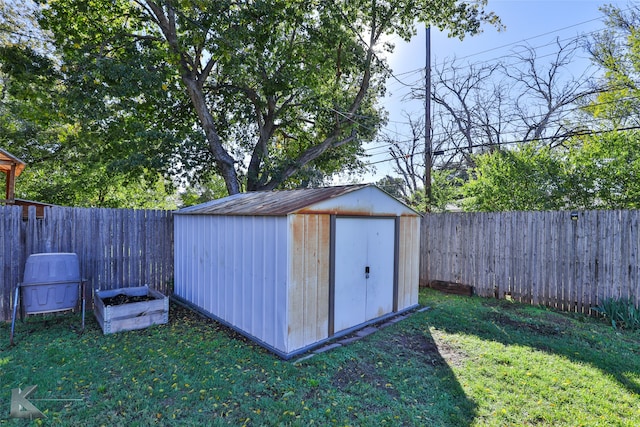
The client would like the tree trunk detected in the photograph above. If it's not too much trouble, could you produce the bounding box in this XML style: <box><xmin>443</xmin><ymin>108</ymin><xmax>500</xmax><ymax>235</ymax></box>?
<box><xmin>182</xmin><ymin>77</ymin><xmax>240</xmax><ymax>195</ymax></box>
<box><xmin>144</xmin><ymin>1</ymin><xmax>240</xmax><ymax>195</ymax></box>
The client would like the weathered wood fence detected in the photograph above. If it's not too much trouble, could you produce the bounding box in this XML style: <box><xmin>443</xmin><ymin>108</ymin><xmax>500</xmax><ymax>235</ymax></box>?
<box><xmin>421</xmin><ymin>210</ymin><xmax>640</xmax><ymax>312</ymax></box>
<box><xmin>4</xmin><ymin>205</ymin><xmax>639</xmax><ymax>322</ymax></box>
<box><xmin>1</xmin><ymin>205</ymin><xmax>173</xmax><ymax>321</ymax></box>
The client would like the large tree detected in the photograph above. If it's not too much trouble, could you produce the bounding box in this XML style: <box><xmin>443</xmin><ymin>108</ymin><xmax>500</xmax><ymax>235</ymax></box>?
<box><xmin>37</xmin><ymin>0</ymin><xmax>499</xmax><ymax>195</ymax></box>
<box><xmin>424</xmin><ymin>36</ymin><xmax>596</xmax><ymax>170</ymax></box>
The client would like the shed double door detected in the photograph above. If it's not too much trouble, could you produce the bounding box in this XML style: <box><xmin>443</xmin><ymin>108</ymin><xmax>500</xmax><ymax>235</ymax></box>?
<box><xmin>333</xmin><ymin>217</ymin><xmax>396</xmax><ymax>333</ymax></box>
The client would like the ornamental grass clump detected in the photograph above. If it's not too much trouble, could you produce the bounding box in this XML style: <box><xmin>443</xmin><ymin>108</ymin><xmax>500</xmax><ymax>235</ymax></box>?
<box><xmin>592</xmin><ymin>297</ymin><xmax>640</xmax><ymax>330</ymax></box>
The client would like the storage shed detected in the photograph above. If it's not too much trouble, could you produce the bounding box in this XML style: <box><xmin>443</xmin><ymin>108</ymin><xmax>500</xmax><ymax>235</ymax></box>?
<box><xmin>173</xmin><ymin>184</ymin><xmax>420</xmax><ymax>358</ymax></box>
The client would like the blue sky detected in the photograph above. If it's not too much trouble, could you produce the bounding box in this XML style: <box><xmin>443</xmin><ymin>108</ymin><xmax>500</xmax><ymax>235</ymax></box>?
<box><xmin>356</xmin><ymin>0</ymin><xmax>631</xmax><ymax>184</ymax></box>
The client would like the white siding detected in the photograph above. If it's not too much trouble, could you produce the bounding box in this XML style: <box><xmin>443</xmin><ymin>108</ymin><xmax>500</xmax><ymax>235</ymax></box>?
<box><xmin>300</xmin><ymin>186</ymin><xmax>416</xmax><ymax>216</ymax></box>
<box><xmin>174</xmin><ymin>215</ymin><xmax>289</xmax><ymax>352</ymax></box>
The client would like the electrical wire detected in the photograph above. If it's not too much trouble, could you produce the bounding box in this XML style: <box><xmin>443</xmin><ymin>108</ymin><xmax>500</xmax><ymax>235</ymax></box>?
<box><xmin>363</xmin><ymin>91</ymin><xmax>634</xmax><ymax>158</ymax></box>
<box><xmin>386</xmin><ymin>27</ymin><xmax>605</xmax><ymax>95</ymax></box>
<box><xmin>375</xmin><ymin>10</ymin><xmax>640</xmax><ymax>160</ymax></box>
<box><xmin>363</xmin><ymin>125</ymin><xmax>640</xmax><ymax>168</ymax></box>
<box><xmin>383</xmin><ymin>6</ymin><xmax>635</xmax><ymax>95</ymax></box>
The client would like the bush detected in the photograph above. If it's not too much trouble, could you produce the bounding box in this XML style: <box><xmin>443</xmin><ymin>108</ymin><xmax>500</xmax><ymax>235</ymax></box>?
<box><xmin>592</xmin><ymin>297</ymin><xmax>640</xmax><ymax>330</ymax></box>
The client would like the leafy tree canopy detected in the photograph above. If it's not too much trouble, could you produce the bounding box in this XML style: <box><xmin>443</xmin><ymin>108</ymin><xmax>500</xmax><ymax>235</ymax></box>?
<box><xmin>460</xmin><ymin>130</ymin><xmax>640</xmax><ymax>212</ymax></box>
<box><xmin>0</xmin><ymin>38</ymin><xmax>182</xmax><ymax>208</ymax></box>
<box><xmin>462</xmin><ymin>144</ymin><xmax>568</xmax><ymax>212</ymax></box>
<box><xmin>35</xmin><ymin>0</ymin><xmax>500</xmax><ymax>195</ymax></box>
<box><xmin>0</xmin><ymin>0</ymin><xmax>201</xmax><ymax>207</ymax></box>
<box><xmin>376</xmin><ymin>175</ymin><xmax>407</xmax><ymax>200</ymax></box>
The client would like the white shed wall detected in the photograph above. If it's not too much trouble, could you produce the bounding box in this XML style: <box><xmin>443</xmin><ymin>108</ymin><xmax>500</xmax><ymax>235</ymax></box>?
<box><xmin>300</xmin><ymin>186</ymin><xmax>415</xmax><ymax>216</ymax></box>
<box><xmin>174</xmin><ymin>215</ymin><xmax>289</xmax><ymax>352</ymax></box>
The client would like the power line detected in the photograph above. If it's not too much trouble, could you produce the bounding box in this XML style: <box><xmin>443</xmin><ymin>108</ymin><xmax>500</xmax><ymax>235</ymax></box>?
<box><xmin>450</xmin><ymin>13</ymin><xmax>610</xmax><ymax>62</ymax></box>
<box><xmin>363</xmin><ymin>125</ymin><xmax>640</xmax><ymax>168</ymax></box>
<box><xmin>384</xmin><ymin>6</ymin><xmax>636</xmax><ymax>92</ymax></box>
<box><xmin>377</xmin><ymin>18</ymin><xmax>640</xmax><ymax>158</ymax></box>
<box><xmin>442</xmin><ymin>5</ymin><xmax>633</xmax><ymax>67</ymax></box>
<box><xmin>364</xmin><ymin>90</ymin><xmax>637</xmax><ymax>157</ymax></box>
<box><xmin>386</xmin><ymin>22</ymin><xmax>597</xmax><ymax>91</ymax></box>
<box><xmin>308</xmin><ymin>48</ymin><xmax>632</xmax><ymax>161</ymax></box>
<box><xmin>388</xmin><ymin>27</ymin><xmax>604</xmax><ymax>93</ymax></box>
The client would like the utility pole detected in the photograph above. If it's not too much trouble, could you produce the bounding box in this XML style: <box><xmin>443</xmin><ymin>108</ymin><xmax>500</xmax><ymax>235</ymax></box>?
<box><xmin>424</xmin><ymin>26</ymin><xmax>432</xmax><ymax>211</ymax></box>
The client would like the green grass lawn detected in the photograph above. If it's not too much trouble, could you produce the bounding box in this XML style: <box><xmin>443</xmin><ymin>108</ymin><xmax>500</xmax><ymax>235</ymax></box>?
<box><xmin>1</xmin><ymin>288</ymin><xmax>639</xmax><ymax>426</ymax></box>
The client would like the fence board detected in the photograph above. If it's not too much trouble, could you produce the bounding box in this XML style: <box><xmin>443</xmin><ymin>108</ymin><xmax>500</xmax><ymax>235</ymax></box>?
<box><xmin>421</xmin><ymin>210</ymin><xmax>640</xmax><ymax>313</ymax></box>
<box><xmin>1</xmin><ymin>206</ymin><xmax>22</xmax><ymax>320</ymax></box>
<box><xmin>497</xmin><ymin>213</ymin><xmax>506</xmax><ymax>298</ymax></box>
<box><xmin>608</xmin><ymin>211</ymin><xmax>616</xmax><ymax>300</ymax></box>
<box><xmin>540</xmin><ymin>212</ymin><xmax>550</xmax><ymax>307</ymax></box>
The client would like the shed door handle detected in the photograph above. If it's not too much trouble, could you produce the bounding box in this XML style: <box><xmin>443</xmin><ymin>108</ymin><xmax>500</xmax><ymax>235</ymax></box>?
<box><xmin>365</xmin><ymin>266</ymin><xmax>370</xmax><ymax>278</ymax></box>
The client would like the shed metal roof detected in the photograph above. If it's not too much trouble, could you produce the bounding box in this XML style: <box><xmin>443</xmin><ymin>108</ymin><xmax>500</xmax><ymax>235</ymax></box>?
<box><xmin>176</xmin><ymin>185</ymin><xmax>373</xmax><ymax>216</ymax></box>
<box><xmin>176</xmin><ymin>184</ymin><xmax>417</xmax><ymax>216</ymax></box>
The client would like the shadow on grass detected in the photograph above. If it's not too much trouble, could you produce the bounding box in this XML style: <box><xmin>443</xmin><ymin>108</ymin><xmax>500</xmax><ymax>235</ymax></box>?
<box><xmin>317</xmin><ymin>319</ymin><xmax>478</xmax><ymax>426</ymax></box>
<box><xmin>422</xmin><ymin>291</ymin><xmax>640</xmax><ymax>396</ymax></box>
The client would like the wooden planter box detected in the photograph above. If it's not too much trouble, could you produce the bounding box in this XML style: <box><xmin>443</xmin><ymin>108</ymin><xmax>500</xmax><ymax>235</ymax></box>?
<box><xmin>94</xmin><ymin>286</ymin><xmax>169</xmax><ymax>334</ymax></box>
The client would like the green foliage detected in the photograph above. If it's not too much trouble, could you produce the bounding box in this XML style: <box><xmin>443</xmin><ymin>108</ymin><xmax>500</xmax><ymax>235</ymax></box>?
<box><xmin>2</xmin><ymin>0</ymin><xmax>502</xmax><ymax>204</ymax></box>
<box><xmin>566</xmin><ymin>130</ymin><xmax>640</xmax><ymax>209</ymax></box>
<box><xmin>17</xmin><ymin>167</ymin><xmax>177</xmax><ymax>209</ymax></box>
<box><xmin>0</xmin><ymin>44</ymin><xmax>67</xmax><ymax>164</ymax></box>
<box><xmin>462</xmin><ymin>143</ymin><xmax>568</xmax><ymax>212</ymax></box>
<box><xmin>376</xmin><ymin>175</ymin><xmax>407</xmax><ymax>200</ymax></box>
<box><xmin>0</xmin><ymin>1</ymin><xmax>195</xmax><ymax>208</ymax></box>
<box><xmin>432</xmin><ymin>4</ymin><xmax>640</xmax><ymax>213</ymax></box>
<box><xmin>430</xmin><ymin>169</ymin><xmax>463</xmax><ymax>212</ymax></box>
<box><xmin>456</xmin><ymin>130</ymin><xmax>640</xmax><ymax>212</ymax></box>
<box><xmin>177</xmin><ymin>175</ymin><xmax>228</xmax><ymax>207</ymax></box>
<box><xmin>592</xmin><ymin>297</ymin><xmax>640</xmax><ymax>330</ymax></box>
<box><xmin>35</xmin><ymin>0</ymin><xmax>198</xmax><ymax>180</ymax></box>
<box><xmin>406</xmin><ymin>169</ymin><xmax>462</xmax><ymax>212</ymax></box>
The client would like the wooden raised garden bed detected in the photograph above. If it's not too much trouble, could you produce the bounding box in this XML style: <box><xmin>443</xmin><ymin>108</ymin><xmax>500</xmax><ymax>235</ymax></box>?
<box><xmin>94</xmin><ymin>286</ymin><xmax>169</xmax><ymax>334</ymax></box>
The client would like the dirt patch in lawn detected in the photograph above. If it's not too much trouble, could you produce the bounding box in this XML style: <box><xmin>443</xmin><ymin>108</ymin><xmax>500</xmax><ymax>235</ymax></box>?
<box><xmin>481</xmin><ymin>298</ymin><xmax>526</xmax><ymax>310</ymax></box>
<box><xmin>431</xmin><ymin>339</ymin><xmax>468</xmax><ymax>367</ymax></box>
<box><xmin>331</xmin><ymin>359</ymin><xmax>400</xmax><ymax>399</ymax></box>
<box><xmin>378</xmin><ymin>330</ymin><xmax>467</xmax><ymax>368</ymax></box>
<box><xmin>481</xmin><ymin>298</ymin><xmax>577</xmax><ymax>327</ymax></box>
<box><xmin>486</xmin><ymin>312</ymin><xmax>562</xmax><ymax>336</ymax></box>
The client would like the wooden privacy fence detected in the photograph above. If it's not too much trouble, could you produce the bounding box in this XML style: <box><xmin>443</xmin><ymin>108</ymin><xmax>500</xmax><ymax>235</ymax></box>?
<box><xmin>1</xmin><ymin>205</ymin><xmax>173</xmax><ymax>322</ymax></box>
<box><xmin>4</xmin><ymin>204</ymin><xmax>639</xmax><ymax>321</ymax></box>
<box><xmin>421</xmin><ymin>210</ymin><xmax>640</xmax><ymax>313</ymax></box>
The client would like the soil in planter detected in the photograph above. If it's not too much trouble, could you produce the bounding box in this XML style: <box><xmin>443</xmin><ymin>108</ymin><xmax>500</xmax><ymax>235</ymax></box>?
<box><xmin>102</xmin><ymin>293</ymin><xmax>156</xmax><ymax>306</ymax></box>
